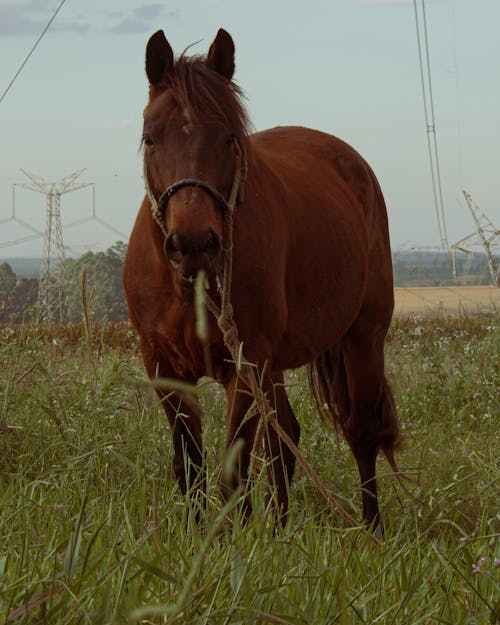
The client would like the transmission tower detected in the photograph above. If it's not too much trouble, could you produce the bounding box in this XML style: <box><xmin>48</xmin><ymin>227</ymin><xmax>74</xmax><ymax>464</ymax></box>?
<box><xmin>451</xmin><ymin>191</ymin><xmax>499</xmax><ymax>287</ymax></box>
<box><xmin>14</xmin><ymin>169</ymin><xmax>94</xmax><ymax>322</ymax></box>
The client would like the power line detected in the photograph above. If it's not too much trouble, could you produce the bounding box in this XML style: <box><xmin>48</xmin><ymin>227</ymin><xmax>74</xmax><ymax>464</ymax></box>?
<box><xmin>92</xmin><ymin>216</ymin><xmax>128</xmax><ymax>240</ymax></box>
<box><xmin>0</xmin><ymin>230</ymin><xmax>42</xmax><ymax>249</ymax></box>
<box><xmin>2</xmin><ymin>183</ymin><xmax>128</xmax><ymax>252</ymax></box>
<box><xmin>451</xmin><ymin>0</ymin><xmax>464</xmax><ymax>187</ymax></box>
<box><xmin>0</xmin><ymin>0</ymin><xmax>68</xmax><ymax>105</ymax></box>
<box><xmin>413</xmin><ymin>0</ymin><xmax>449</xmax><ymax>250</ymax></box>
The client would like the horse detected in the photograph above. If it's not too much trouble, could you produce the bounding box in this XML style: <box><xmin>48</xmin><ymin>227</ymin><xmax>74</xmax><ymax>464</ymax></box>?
<box><xmin>124</xmin><ymin>27</ymin><xmax>401</xmax><ymax>528</ymax></box>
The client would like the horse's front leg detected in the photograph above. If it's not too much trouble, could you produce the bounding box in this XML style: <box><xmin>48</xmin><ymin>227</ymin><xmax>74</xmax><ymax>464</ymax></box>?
<box><xmin>263</xmin><ymin>373</ymin><xmax>300</xmax><ymax>526</ymax></box>
<box><xmin>222</xmin><ymin>368</ymin><xmax>300</xmax><ymax>525</ymax></box>
<box><xmin>158</xmin><ymin>389</ymin><xmax>204</xmax><ymax>499</ymax></box>
<box><xmin>221</xmin><ymin>371</ymin><xmax>259</xmax><ymax>518</ymax></box>
<box><xmin>141</xmin><ymin>345</ymin><xmax>204</xmax><ymax>503</ymax></box>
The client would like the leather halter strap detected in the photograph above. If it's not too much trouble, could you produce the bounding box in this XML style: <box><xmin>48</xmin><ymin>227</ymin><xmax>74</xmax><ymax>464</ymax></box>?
<box><xmin>145</xmin><ymin>138</ymin><xmax>246</xmax><ymax>240</ymax></box>
<box><xmin>157</xmin><ymin>178</ymin><xmax>237</xmax><ymax>219</ymax></box>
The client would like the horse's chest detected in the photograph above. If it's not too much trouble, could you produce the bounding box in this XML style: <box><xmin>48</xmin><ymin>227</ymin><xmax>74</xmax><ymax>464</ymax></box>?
<box><xmin>151</xmin><ymin>304</ymin><xmax>227</xmax><ymax>382</ymax></box>
<box><xmin>149</xmin><ymin>306</ymin><xmax>203</xmax><ymax>380</ymax></box>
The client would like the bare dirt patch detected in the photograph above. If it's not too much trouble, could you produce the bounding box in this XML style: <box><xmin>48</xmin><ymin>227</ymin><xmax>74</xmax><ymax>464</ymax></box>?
<box><xmin>394</xmin><ymin>286</ymin><xmax>499</xmax><ymax>316</ymax></box>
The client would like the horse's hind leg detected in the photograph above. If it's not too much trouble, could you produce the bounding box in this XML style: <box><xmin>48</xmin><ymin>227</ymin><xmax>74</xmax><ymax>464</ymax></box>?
<box><xmin>221</xmin><ymin>372</ymin><xmax>259</xmax><ymax>518</ymax></box>
<box><xmin>341</xmin><ymin>325</ymin><xmax>399</xmax><ymax>527</ymax></box>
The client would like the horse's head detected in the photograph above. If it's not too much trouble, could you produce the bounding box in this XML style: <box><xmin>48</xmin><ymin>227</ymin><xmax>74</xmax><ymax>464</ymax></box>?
<box><xmin>142</xmin><ymin>28</ymin><xmax>248</xmax><ymax>289</ymax></box>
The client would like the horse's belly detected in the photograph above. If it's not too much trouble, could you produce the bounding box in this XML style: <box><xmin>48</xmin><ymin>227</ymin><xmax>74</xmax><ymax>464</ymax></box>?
<box><xmin>274</xmin><ymin>291</ymin><xmax>365</xmax><ymax>370</ymax></box>
<box><xmin>273</xmin><ymin>241</ymin><xmax>367</xmax><ymax>370</ymax></box>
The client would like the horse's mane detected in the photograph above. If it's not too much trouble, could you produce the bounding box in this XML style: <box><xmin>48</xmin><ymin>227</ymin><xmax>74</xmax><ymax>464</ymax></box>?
<box><xmin>169</xmin><ymin>54</ymin><xmax>251</xmax><ymax>139</ymax></box>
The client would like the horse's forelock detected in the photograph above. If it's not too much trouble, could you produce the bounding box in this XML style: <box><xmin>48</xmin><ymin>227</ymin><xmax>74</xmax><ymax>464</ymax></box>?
<box><xmin>169</xmin><ymin>55</ymin><xmax>251</xmax><ymax>138</ymax></box>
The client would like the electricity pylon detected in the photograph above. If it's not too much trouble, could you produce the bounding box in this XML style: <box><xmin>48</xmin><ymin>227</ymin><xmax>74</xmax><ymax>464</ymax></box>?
<box><xmin>14</xmin><ymin>169</ymin><xmax>94</xmax><ymax>322</ymax></box>
<box><xmin>451</xmin><ymin>191</ymin><xmax>499</xmax><ymax>287</ymax></box>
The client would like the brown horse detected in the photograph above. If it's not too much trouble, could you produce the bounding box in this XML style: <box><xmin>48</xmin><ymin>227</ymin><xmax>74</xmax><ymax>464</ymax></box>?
<box><xmin>124</xmin><ymin>28</ymin><xmax>401</xmax><ymax>527</ymax></box>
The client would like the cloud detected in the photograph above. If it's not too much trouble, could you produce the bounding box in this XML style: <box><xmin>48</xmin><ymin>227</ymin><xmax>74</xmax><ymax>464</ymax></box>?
<box><xmin>0</xmin><ymin>2</ymin><xmax>178</xmax><ymax>38</ymax></box>
<box><xmin>0</xmin><ymin>2</ymin><xmax>90</xmax><ymax>37</ymax></box>
<box><xmin>120</xmin><ymin>118</ymin><xmax>136</xmax><ymax>128</ymax></box>
<box><xmin>351</xmin><ymin>0</ymin><xmax>443</xmax><ymax>4</ymax></box>
<box><xmin>351</xmin><ymin>0</ymin><xmax>410</xmax><ymax>4</ymax></box>
<box><xmin>107</xmin><ymin>5</ymin><xmax>180</xmax><ymax>35</ymax></box>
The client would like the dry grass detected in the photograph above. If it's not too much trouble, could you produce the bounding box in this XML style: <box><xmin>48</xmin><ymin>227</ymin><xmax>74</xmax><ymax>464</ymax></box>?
<box><xmin>394</xmin><ymin>285</ymin><xmax>499</xmax><ymax>316</ymax></box>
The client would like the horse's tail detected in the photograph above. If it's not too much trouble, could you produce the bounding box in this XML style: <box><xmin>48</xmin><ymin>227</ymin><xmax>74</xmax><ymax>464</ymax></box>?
<box><xmin>307</xmin><ymin>346</ymin><xmax>401</xmax><ymax>465</ymax></box>
<box><xmin>307</xmin><ymin>346</ymin><xmax>350</xmax><ymax>441</ymax></box>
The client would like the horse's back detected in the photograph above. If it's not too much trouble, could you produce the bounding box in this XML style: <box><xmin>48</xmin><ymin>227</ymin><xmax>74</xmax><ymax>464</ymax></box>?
<box><xmin>251</xmin><ymin>125</ymin><xmax>392</xmax><ymax>296</ymax></box>
<box><xmin>251</xmin><ymin>126</ymin><xmax>380</xmax><ymax>229</ymax></box>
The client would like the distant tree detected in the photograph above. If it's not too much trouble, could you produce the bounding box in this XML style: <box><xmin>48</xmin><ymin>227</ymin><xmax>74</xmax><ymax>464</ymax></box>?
<box><xmin>0</xmin><ymin>263</ymin><xmax>38</xmax><ymax>323</ymax></box>
<box><xmin>64</xmin><ymin>241</ymin><xmax>128</xmax><ymax>322</ymax></box>
<box><xmin>392</xmin><ymin>251</ymin><xmax>495</xmax><ymax>286</ymax></box>
<box><xmin>12</xmin><ymin>278</ymin><xmax>38</xmax><ymax>322</ymax></box>
<box><xmin>0</xmin><ymin>262</ymin><xmax>17</xmax><ymax>322</ymax></box>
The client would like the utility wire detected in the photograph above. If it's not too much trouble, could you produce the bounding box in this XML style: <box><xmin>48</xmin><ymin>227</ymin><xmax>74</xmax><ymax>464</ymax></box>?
<box><xmin>0</xmin><ymin>0</ymin><xmax>68</xmax><ymax>105</ymax></box>
<box><xmin>451</xmin><ymin>0</ymin><xmax>464</xmax><ymax>187</ymax></box>
<box><xmin>413</xmin><ymin>0</ymin><xmax>449</xmax><ymax>250</ymax></box>
<box><xmin>0</xmin><ymin>231</ymin><xmax>42</xmax><ymax>249</ymax></box>
<box><xmin>422</xmin><ymin>0</ymin><xmax>448</xmax><ymax>249</ymax></box>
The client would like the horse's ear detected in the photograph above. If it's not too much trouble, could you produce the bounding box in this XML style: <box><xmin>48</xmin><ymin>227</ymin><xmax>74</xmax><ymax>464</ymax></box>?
<box><xmin>206</xmin><ymin>28</ymin><xmax>235</xmax><ymax>81</ymax></box>
<box><xmin>146</xmin><ymin>30</ymin><xmax>174</xmax><ymax>86</ymax></box>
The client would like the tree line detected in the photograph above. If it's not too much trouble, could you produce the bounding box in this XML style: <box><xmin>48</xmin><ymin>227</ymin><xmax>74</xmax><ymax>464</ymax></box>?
<box><xmin>0</xmin><ymin>242</ymin><xmax>129</xmax><ymax>324</ymax></box>
<box><xmin>1</xmin><ymin>245</ymin><xmax>497</xmax><ymax>324</ymax></box>
<box><xmin>393</xmin><ymin>250</ymin><xmax>497</xmax><ymax>286</ymax></box>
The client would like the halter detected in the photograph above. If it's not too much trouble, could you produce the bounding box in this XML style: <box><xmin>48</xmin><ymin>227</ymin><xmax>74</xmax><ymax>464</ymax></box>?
<box><xmin>143</xmin><ymin>137</ymin><xmax>246</xmax><ymax>335</ymax></box>
<box><xmin>144</xmin><ymin>138</ymin><xmax>247</xmax><ymax>242</ymax></box>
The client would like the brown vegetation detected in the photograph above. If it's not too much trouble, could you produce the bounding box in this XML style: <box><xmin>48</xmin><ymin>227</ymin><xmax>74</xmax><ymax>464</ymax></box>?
<box><xmin>394</xmin><ymin>285</ymin><xmax>499</xmax><ymax>316</ymax></box>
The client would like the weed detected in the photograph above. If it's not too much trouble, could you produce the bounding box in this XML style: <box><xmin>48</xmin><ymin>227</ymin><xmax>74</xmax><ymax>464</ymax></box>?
<box><xmin>0</xmin><ymin>316</ymin><xmax>498</xmax><ymax>623</ymax></box>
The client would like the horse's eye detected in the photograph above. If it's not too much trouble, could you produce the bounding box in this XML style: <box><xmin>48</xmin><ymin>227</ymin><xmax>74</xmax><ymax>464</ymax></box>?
<box><xmin>225</xmin><ymin>135</ymin><xmax>236</xmax><ymax>148</ymax></box>
<box><xmin>142</xmin><ymin>134</ymin><xmax>155</xmax><ymax>148</ymax></box>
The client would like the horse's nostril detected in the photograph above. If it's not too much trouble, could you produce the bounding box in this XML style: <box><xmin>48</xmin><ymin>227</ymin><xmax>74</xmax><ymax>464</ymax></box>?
<box><xmin>205</xmin><ymin>229</ymin><xmax>221</xmax><ymax>257</ymax></box>
<box><xmin>165</xmin><ymin>229</ymin><xmax>220</xmax><ymax>262</ymax></box>
<box><xmin>169</xmin><ymin>232</ymin><xmax>182</xmax><ymax>251</ymax></box>
<box><xmin>165</xmin><ymin>231</ymin><xmax>183</xmax><ymax>262</ymax></box>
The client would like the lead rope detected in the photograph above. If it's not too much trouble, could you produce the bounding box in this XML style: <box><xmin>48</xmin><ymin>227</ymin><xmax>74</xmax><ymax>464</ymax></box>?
<box><xmin>144</xmin><ymin>156</ymin><xmax>170</xmax><ymax>240</ymax></box>
<box><xmin>144</xmin><ymin>145</ymin><xmax>378</xmax><ymax>542</ymax></box>
<box><xmin>201</xmin><ymin>149</ymin><xmax>378</xmax><ymax>542</ymax></box>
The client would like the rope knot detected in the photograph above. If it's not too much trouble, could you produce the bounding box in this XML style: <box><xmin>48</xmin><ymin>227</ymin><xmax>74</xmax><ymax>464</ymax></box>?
<box><xmin>217</xmin><ymin>305</ymin><xmax>239</xmax><ymax>349</ymax></box>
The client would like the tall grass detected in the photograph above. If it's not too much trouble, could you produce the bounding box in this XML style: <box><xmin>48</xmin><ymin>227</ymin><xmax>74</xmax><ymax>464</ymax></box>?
<box><xmin>0</xmin><ymin>315</ymin><xmax>498</xmax><ymax>624</ymax></box>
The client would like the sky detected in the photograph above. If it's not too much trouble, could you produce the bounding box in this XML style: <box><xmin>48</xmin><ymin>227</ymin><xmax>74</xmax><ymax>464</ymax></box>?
<box><xmin>0</xmin><ymin>0</ymin><xmax>499</xmax><ymax>257</ymax></box>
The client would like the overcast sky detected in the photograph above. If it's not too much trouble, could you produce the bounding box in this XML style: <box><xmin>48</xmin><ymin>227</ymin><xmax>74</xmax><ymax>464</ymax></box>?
<box><xmin>0</xmin><ymin>0</ymin><xmax>499</xmax><ymax>257</ymax></box>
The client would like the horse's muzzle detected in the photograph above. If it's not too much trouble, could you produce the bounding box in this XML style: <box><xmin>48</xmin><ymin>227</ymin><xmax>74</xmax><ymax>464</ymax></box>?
<box><xmin>164</xmin><ymin>228</ymin><xmax>221</xmax><ymax>285</ymax></box>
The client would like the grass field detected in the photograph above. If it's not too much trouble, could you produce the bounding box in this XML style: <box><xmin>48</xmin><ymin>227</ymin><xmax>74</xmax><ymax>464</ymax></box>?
<box><xmin>0</xmin><ymin>314</ymin><xmax>499</xmax><ymax>624</ymax></box>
